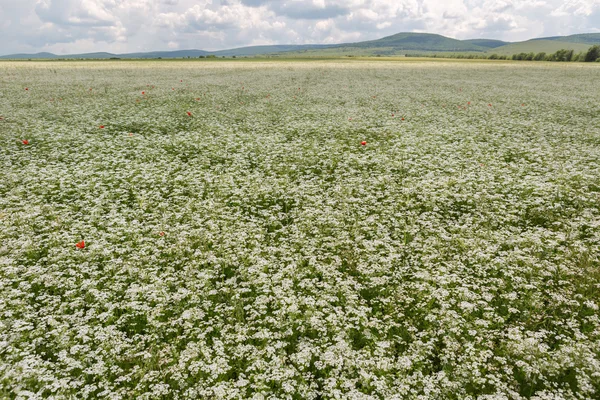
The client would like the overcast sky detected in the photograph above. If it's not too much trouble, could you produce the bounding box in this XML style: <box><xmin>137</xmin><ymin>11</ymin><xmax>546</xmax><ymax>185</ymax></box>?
<box><xmin>0</xmin><ymin>0</ymin><xmax>599</xmax><ymax>55</ymax></box>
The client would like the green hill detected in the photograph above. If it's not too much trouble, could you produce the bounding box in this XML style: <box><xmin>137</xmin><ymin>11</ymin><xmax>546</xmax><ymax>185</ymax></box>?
<box><xmin>2</xmin><ymin>32</ymin><xmax>599</xmax><ymax>59</ymax></box>
<box><xmin>489</xmin><ymin>40</ymin><xmax>592</xmax><ymax>56</ymax></box>
<box><xmin>346</xmin><ymin>32</ymin><xmax>485</xmax><ymax>52</ymax></box>
<box><xmin>463</xmin><ymin>39</ymin><xmax>508</xmax><ymax>48</ymax></box>
<box><xmin>537</xmin><ymin>33</ymin><xmax>600</xmax><ymax>45</ymax></box>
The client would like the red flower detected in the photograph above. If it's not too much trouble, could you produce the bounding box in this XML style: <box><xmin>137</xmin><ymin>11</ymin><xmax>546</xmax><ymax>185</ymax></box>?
<box><xmin>159</xmin><ymin>231</ymin><xmax>165</xmax><ymax>237</ymax></box>
<box><xmin>361</xmin><ymin>141</ymin><xmax>367</xmax><ymax>146</ymax></box>
<box><xmin>468</xmin><ymin>101</ymin><xmax>471</xmax><ymax>105</ymax></box>
<box><xmin>521</xmin><ymin>103</ymin><xmax>525</xmax><ymax>106</ymax></box>
<box><xmin>392</xmin><ymin>113</ymin><xmax>395</xmax><ymax>117</ymax></box>
<box><xmin>25</xmin><ymin>88</ymin><xmax>29</xmax><ymax>91</ymax></box>
<box><xmin>488</xmin><ymin>103</ymin><xmax>492</xmax><ymax>107</ymax></box>
<box><xmin>186</xmin><ymin>111</ymin><xmax>192</xmax><ymax>116</ymax></box>
<box><xmin>21</xmin><ymin>139</ymin><xmax>29</xmax><ymax>145</ymax></box>
<box><xmin>142</xmin><ymin>91</ymin><xmax>145</xmax><ymax>95</ymax></box>
<box><xmin>180</xmin><ymin>80</ymin><xmax>183</xmax><ymax>82</ymax></box>
<box><xmin>401</xmin><ymin>117</ymin><xmax>405</xmax><ymax>121</ymax></box>
<box><xmin>75</xmin><ymin>240</ymin><xmax>85</xmax><ymax>249</ymax></box>
<box><xmin>99</xmin><ymin>125</ymin><xmax>105</xmax><ymax>129</ymax></box>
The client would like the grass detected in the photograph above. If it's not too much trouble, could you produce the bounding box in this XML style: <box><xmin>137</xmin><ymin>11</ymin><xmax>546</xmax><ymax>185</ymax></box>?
<box><xmin>489</xmin><ymin>40</ymin><xmax>592</xmax><ymax>56</ymax></box>
<box><xmin>0</xmin><ymin>60</ymin><xmax>599</xmax><ymax>399</ymax></box>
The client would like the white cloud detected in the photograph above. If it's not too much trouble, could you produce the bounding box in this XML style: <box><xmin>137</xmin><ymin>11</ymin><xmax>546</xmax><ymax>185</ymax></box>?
<box><xmin>0</xmin><ymin>0</ymin><xmax>598</xmax><ymax>55</ymax></box>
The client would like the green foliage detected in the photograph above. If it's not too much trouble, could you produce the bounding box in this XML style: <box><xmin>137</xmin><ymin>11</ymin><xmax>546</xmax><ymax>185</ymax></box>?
<box><xmin>585</xmin><ymin>45</ymin><xmax>600</xmax><ymax>62</ymax></box>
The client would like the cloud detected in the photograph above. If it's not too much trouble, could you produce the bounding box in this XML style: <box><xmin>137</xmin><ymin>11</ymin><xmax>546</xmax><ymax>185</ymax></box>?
<box><xmin>0</xmin><ymin>0</ymin><xmax>598</xmax><ymax>55</ymax></box>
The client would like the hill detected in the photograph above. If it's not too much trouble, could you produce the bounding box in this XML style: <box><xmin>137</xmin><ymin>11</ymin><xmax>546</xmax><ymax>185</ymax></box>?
<box><xmin>463</xmin><ymin>39</ymin><xmax>508</xmax><ymax>48</ymax></box>
<box><xmin>1</xmin><ymin>32</ymin><xmax>599</xmax><ymax>59</ymax></box>
<box><xmin>536</xmin><ymin>33</ymin><xmax>600</xmax><ymax>45</ymax></box>
<box><xmin>343</xmin><ymin>32</ymin><xmax>486</xmax><ymax>52</ymax></box>
<box><xmin>489</xmin><ymin>40</ymin><xmax>592</xmax><ymax>56</ymax></box>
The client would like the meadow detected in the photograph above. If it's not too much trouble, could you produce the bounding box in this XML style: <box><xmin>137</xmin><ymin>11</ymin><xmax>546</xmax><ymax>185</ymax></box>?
<box><xmin>1</xmin><ymin>59</ymin><xmax>599</xmax><ymax>399</ymax></box>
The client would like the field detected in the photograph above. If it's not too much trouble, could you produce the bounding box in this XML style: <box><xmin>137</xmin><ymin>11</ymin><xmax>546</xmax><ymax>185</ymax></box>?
<box><xmin>1</xmin><ymin>59</ymin><xmax>600</xmax><ymax>399</ymax></box>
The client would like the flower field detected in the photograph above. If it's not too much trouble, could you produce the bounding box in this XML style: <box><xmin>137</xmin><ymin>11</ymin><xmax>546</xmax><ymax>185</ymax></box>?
<box><xmin>1</xmin><ymin>59</ymin><xmax>599</xmax><ymax>399</ymax></box>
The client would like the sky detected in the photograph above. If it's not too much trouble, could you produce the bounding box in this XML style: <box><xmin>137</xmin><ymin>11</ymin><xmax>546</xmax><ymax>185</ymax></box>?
<box><xmin>0</xmin><ymin>0</ymin><xmax>599</xmax><ymax>55</ymax></box>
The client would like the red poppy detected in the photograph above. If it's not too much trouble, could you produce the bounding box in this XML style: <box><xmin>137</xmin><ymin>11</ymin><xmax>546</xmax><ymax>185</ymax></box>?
<box><xmin>521</xmin><ymin>103</ymin><xmax>525</xmax><ymax>106</ymax></box>
<box><xmin>76</xmin><ymin>240</ymin><xmax>85</xmax><ymax>249</ymax></box>
<box><xmin>361</xmin><ymin>141</ymin><xmax>367</xmax><ymax>146</ymax></box>
<box><xmin>468</xmin><ymin>101</ymin><xmax>471</xmax><ymax>105</ymax></box>
<box><xmin>128</xmin><ymin>133</ymin><xmax>134</xmax><ymax>136</ymax></box>
<box><xmin>401</xmin><ymin>117</ymin><xmax>405</xmax><ymax>121</ymax></box>
<box><xmin>196</xmin><ymin>98</ymin><xmax>200</xmax><ymax>100</ymax></box>
<box><xmin>180</xmin><ymin>80</ymin><xmax>183</xmax><ymax>82</ymax></box>
<box><xmin>159</xmin><ymin>231</ymin><xmax>165</xmax><ymax>237</ymax></box>
<box><xmin>488</xmin><ymin>103</ymin><xmax>492</xmax><ymax>107</ymax></box>
<box><xmin>21</xmin><ymin>139</ymin><xmax>29</xmax><ymax>145</ymax></box>
<box><xmin>99</xmin><ymin>125</ymin><xmax>105</xmax><ymax>129</ymax></box>
<box><xmin>142</xmin><ymin>91</ymin><xmax>145</xmax><ymax>95</ymax></box>
<box><xmin>25</xmin><ymin>88</ymin><xmax>29</xmax><ymax>91</ymax></box>
<box><xmin>186</xmin><ymin>111</ymin><xmax>192</xmax><ymax>116</ymax></box>
<box><xmin>392</xmin><ymin>113</ymin><xmax>395</xmax><ymax>117</ymax></box>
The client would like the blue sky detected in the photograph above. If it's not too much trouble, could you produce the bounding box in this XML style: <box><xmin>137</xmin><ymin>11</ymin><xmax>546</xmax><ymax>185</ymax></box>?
<box><xmin>0</xmin><ymin>0</ymin><xmax>598</xmax><ymax>55</ymax></box>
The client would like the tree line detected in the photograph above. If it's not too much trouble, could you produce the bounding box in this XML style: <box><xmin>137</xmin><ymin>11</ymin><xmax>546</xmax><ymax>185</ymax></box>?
<box><xmin>407</xmin><ymin>45</ymin><xmax>600</xmax><ymax>62</ymax></box>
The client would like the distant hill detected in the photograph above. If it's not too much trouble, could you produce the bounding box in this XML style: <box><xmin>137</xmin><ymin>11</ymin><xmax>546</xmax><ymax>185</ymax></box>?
<box><xmin>120</xmin><ymin>50</ymin><xmax>210</xmax><ymax>58</ymax></box>
<box><xmin>211</xmin><ymin>45</ymin><xmax>335</xmax><ymax>57</ymax></box>
<box><xmin>342</xmin><ymin>32</ymin><xmax>486</xmax><ymax>51</ymax></box>
<box><xmin>462</xmin><ymin>39</ymin><xmax>508</xmax><ymax>48</ymax></box>
<box><xmin>1</xmin><ymin>32</ymin><xmax>598</xmax><ymax>59</ymax></box>
<box><xmin>489</xmin><ymin>40</ymin><xmax>592</xmax><ymax>56</ymax></box>
<box><xmin>535</xmin><ymin>33</ymin><xmax>600</xmax><ymax>45</ymax></box>
<box><xmin>1</xmin><ymin>52</ymin><xmax>60</xmax><ymax>59</ymax></box>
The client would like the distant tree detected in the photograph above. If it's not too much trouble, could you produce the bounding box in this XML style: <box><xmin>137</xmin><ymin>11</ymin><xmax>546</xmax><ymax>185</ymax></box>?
<box><xmin>232</xmin><ymin>56</ymin><xmax>236</xmax><ymax>58</ymax></box>
<box><xmin>553</xmin><ymin>49</ymin><xmax>565</xmax><ymax>61</ymax></box>
<box><xmin>533</xmin><ymin>52</ymin><xmax>546</xmax><ymax>61</ymax></box>
<box><xmin>488</xmin><ymin>54</ymin><xmax>499</xmax><ymax>60</ymax></box>
<box><xmin>565</xmin><ymin>50</ymin><xmax>574</xmax><ymax>61</ymax></box>
<box><xmin>585</xmin><ymin>45</ymin><xmax>600</xmax><ymax>62</ymax></box>
<box><xmin>551</xmin><ymin>49</ymin><xmax>574</xmax><ymax>62</ymax></box>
